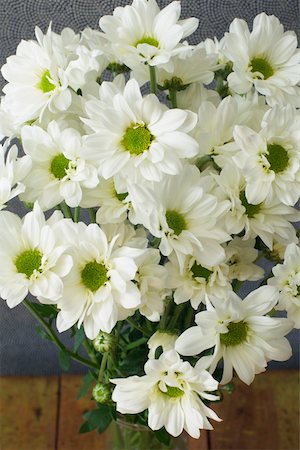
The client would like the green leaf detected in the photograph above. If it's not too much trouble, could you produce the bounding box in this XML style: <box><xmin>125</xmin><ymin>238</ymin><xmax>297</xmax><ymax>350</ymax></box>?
<box><xmin>79</xmin><ymin>421</ymin><xmax>97</xmax><ymax>434</ymax></box>
<box><xmin>30</xmin><ymin>303</ymin><xmax>57</xmax><ymax>319</ymax></box>
<box><xmin>73</xmin><ymin>327</ymin><xmax>86</xmax><ymax>352</ymax></box>
<box><xmin>77</xmin><ymin>371</ymin><xmax>95</xmax><ymax>400</ymax></box>
<box><xmin>83</xmin><ymin>405</ymin><xmax>112</xmax><ymax>433</ymax></box>
<box><xmin>58</xmin><ymin>349</ymin><xmax>71</xmax><ymax>371</ymax></box>
<box><xmin>155</xmin><ymin>428</ymin><xmax>171</xmax><ymax>447</ymax></box>
<box><xmin>35</xmin><ymin>325</ymin><xmax>52</xmax><ymax>341</ymax></box>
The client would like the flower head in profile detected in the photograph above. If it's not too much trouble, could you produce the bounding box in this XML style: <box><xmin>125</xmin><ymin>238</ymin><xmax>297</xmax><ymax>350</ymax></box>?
<box><xmin>222</xmin><ymin>13</ymin><xmax>300</xmax><ymax>106</ymax></box>
<box><xmin>175</xmin><ymin>286</ymin><xmax>293</xmax><ymax>385</ymax></box>
<box><xmin>0</xmin><ymin>141</ymin><xmax>31</xmax><ymax>210</ymax></box>
<box><xmin>111</xmin><ymin>350</ymin><xmax>221</xmax><ymax>438</ymax></box>
<box><xmin>56</xmin><ymin>221</ymin><xmax>144</xmax><ymax>339</ymax></box>
<box><xmin>99</xmin><ymin>0</ymin><xmax>198</xmax><ymax>69</ymax></box>
<box><xmin>0</xmin><ymin>203</ymin><xmax>73</xmax><ymax>307</ymax></box>
<box><xmin>268</xmin><ymin>243</ymin><xmax>300</xmax><ymax>328</ymax></box>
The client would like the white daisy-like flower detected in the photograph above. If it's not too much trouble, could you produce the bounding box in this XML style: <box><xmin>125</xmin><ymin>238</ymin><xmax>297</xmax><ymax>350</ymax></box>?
<box><xmin>176</xmin><ymin>82</ymin><xmax>219</xmax><ymax>114</ymax></box>
<box><xmin>233</xmin><ymin>105</ymin><xmax>300</xmax><ymax>206</ymax></box>
<box><xmin>166</xmin><ymin>252</ymin><xmax>231</xmax><ymax>309</ymax></box>
<box><xmin>224</xmin><ymin>238</ymin><xmax>264</xmax><ymax>282</ymax></box>
<box><xmin>147</xmin><ymin>331</ymin><xmax>178</xmax><ymax>358</ymax></box>
<box><xmin>0</xmin><ymin>203</ymin><xmax>73</xmax><ymax>307</ymax></box>
<box><xmin>83</xmin><ymin>78</ymin><xmax>198</xmax><ymax>186</ymax></box>
<box><xmin>111</xmin><ymin>350</ymin><xmax>221</xmax><ymax>438</ymax></box>
<box><xmin>134</xmin><ymin>248</ymin><xmax>168</xmax><ymax>321</ymax></box>
<box><xmin>193</xmin><ymin>95</ymin><xmax>268</xmax><ymax>168</ymax></box>
<box><xmin>214</xmin><ymin>164</ymin><xmax>300</xmax><ymax>250</ymax></box>
<box><xmin>129</xmin><ymin>164</ymin><xmax>230</xmax><ymax>269</ymax></box>
<box><xmin>222</xmin><ymin>13</ymin><xmax>300</xmax><ymax>106</ymax></box>
<box><xmin>0</xmin><ymin>141</ymin><xmax>31</xmax><ymax>210</ymax></box>
<box><xmin>95</xmin><ymin>178</ymin><xmax>130</xmax><ymax>224</ymax></box>
<box><xmin>20</xmin><ymin>121</ymin><xmax>99</xmax><ymax>209</ymax></box>
<box><xmin>175</xmin><ymin>286</ymin><xmax>294</xmax><ymax>385</ymax></box>
<box><xmin>268</xmin><ymin>243</ymin><xmax>300</xmax><ymax>328</ymax></box>
<box><xmin>132</xmin><ymin>45</ymin><xmax>218</xmax><ymax>89</ymax></box>
<box><xmin>55</xmin><ymin>221</ymin><xmax>144</xmax><ymax>339</ymax></box>
<box><xmin>99</xmin><ymin>0</ymin><xmax>198</xmax><ymax>69</ymax></box>
<box><xmin>1</xmin><ymin>26</ymin><xmax>78</xmax><ymax>123</ymax></box>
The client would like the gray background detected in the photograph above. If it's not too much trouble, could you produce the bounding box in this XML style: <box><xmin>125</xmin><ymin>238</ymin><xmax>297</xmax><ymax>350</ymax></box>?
<box><xmin>0</xmin><ymin>0</ymin><xmax>299</xmax><ymax>375</ymax></box>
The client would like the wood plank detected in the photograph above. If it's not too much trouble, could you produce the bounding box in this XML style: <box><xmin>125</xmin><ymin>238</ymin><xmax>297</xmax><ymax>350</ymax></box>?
<box><xmin>57</xmin><ymin>374</ymin><xmax>107</xmax><ymax>450</ymax></box>
<box><xmin>0</xmin><ymin>375</ymin><xmax>59</xmax><ymax>450</ymax></box>
<box><xmin>58</xmin><ymin>374</ymin><xmax>208</xmax><ymax>449</ymax></box>
<box><xmin>210</xmin><ymin>370</ymin><xmax>299</xmax><ymax>450</ymax></box>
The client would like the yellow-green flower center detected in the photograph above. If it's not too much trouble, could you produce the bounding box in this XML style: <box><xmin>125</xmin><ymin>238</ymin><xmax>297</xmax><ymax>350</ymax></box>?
<box><xmin>240</xmin><ymin>191</ymin><xmax>261</xmax><ymax>218</ymax></box>
<box><xmin>122</xmin><ymin>124</ymin><xmax>153</xmax><ymax>155</ymax></box>
<box><xmin>220</xmin><ymin>321</ymin><xmax>248</xmax><ymax>347</ymax></box>
<box><xmin>81</xmin><ymin>261</ymin><xmax>108</xmax><ymax>292</ymax></box>
<box><xmin>166</xmin><ymin>210</ymin><xmax>187</xmax><ymax>236</ymax></box>
<box><xmin>191</xmin><ymin>262</ymin><xmax>213</xmax><ymax>280</ymax></box>
<box><xmin>39</xmin><ymin>69</ymin><xmax>56</xmax><ymax>93</ymax></box>
<box><xmin>135</xmin><ymin>36</ymin><xmax>159</xmax><ymax>48</ymax></box>
<box><xmin>266</xmin><ymin>144</ymin><xmax>289</xmax><ymax>173</ymax></box>
<box><xmin>15</xmin><ymin>249</ymin><xmax>42</xmax><ymax>278</ymax></box>
<box><xmin>250</xmin><ymin>57</ymin><xmax>274</xmax><ymax>80</ymax></box>
<box><xmin>50</xmin><ymin>154</ymin><xmax>70</xmax><ymax>180</ymax></box>
<box><xmin>162</xmin><ymin>385</ymin><xmax>184</xmax><ymax>398</ymax></box>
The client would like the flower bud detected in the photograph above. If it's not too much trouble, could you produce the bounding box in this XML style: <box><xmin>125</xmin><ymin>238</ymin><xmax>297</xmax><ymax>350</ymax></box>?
<box><xmin>92</xmin><ymin>383</ymin><xmax>112</xmax><ymax>404</ymax></box>
<box><xmin>93</xmin><ymin>332</ymin><xmax>115</xmax><ymax>353</ymax></box>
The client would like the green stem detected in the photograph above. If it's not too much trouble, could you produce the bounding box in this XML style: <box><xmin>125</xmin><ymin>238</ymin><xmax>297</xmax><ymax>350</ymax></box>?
<box><xmin>169</xmin><ymin>89</ymin><xmax>177</xmax><ymax>108</ymax></box>
<box><xmin>88</xmin><ymin>208</ymin><xmax>96</xmax><ymax>223</ymax></box>
<box><xmin>124</xmin><ymin>337</ymin><xmax>148</xmax><ymax>351</ymax></box>
<box><xmin>23</xmin><ymin>300</ymin><xmax>98</xmax><ymax>370</ymax></box>
<box><xmin>126</xmin><ymin>318</ymin><xmax>151</xmax><ymax>337</ymax></box>
<box><xmin>168</xmin><ymin>303</ymin><xmax>186</xmax><ymax>330</ymax></box>
<box><xmin>98</xmin><ymin>352</ymin><xmax>108</xmax><ymax>382</ymax></box>
<box><xmin>216</xmin><ymin>74</ymin><xmax>224</xmax><ymax>97</ymax></box>
<box><xmin>149</xmin><ymin>65</ymin><xmax>157</xmax><ymax>95</ymax></box>
<box><xmin>60</xmin><ymin>201</ymin><xmax>73</xmax><ymax>219</ymax></box>
<box><xmin>159</xmin><ymin>297</ymin><xmax>173</xmax><ymax>330</ymax></box>
<box><xmin>74</xmin><ymin>206</ymin><xmax>80</xmax><ymax>223</ymax></box>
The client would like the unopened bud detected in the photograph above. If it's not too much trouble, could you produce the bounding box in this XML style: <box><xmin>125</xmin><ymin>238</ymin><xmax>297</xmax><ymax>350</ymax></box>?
<box><xmin>93</xmin><ymin>332</ymin><xmax>115</xmax><ymax>353</ymax></box>
<box><xmin>92</xmin><ymin>383</ymin><xmax>112</xmax><ymax>404</ymax></box>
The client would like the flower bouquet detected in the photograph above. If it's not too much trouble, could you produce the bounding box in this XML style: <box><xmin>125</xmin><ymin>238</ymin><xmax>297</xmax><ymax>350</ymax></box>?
<box><xmin>0</xmin><ymin>0</ymin><xmax>299</xmax><ymax>448</ymax></box>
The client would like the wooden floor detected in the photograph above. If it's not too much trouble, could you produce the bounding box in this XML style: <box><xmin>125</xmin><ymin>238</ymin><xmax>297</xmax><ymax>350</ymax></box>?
<box><xmin>0</xmin><ymin>370</ymin><xmax>299</xmax><ymax>450</ymax></box>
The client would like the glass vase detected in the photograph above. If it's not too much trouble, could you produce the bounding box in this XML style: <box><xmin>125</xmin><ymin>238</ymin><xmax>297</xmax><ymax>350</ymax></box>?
<box><xmin>107</xmin><ymin>417</ymin><xmax>188</xmax><ymax>450</ymax></box>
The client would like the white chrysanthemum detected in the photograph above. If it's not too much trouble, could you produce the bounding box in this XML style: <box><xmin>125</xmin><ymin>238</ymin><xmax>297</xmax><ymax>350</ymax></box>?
<box><xmin>175</xmin><ymin>286</ymin><xmax>294</xmax><ymax>385</ymax></box>
<box><xmin>176</xmin><ymin>82</ymin><xmax>219</xmax><ymax>113</ymax></box>
<box><xmin>83</xmin><ymin>78</ymin><xmax>198</xmax><ymax>186</ymax></box>
<box><xmin>0</xmin><ymin>203</ymin><xmax>73</xmax><ymax>307</ymax></box>
<box><xmin>222</xmin><ymin>13</ymin><xmax>300</xmax><ymax>106</ymax></box>
<box><xmin>111</xmin><ymin>350</ymin><xmax>221</xmax><ymax>438</ymax></box>
<box><xmin>56</xmin><ymin>221</ymin><xmax>144</xmax><ymax>339</ymax></box>
<box><xmin>129</xmin><ymin>164</ymin><xmax>230</xmax><ymax>269</ymax></box>
<box><xmin>0</xmin><ymin>141</ymin><xmax>31</xmax><ymax>210</ymax></box>
<box><xmin>214</xmin><ymin>164</ymin><xmax>300</xmax><ymax>250</ymax></box>
<box><xmin>147</xmin><ymin>331</ymin><xmax>178</xmax><ymax>358</ymax></box>
<box><xmin>95</xmin><ymin>178</ymin><xmax>130</xmax><ymax>224</ymax></box>
<box><xmin>268</xmin><ymin>243</ymin><xmax>300</xmax><ymax>328</ymax></box>
<box><xmin>20</xmin><ymin>121</ymin><xmax>99</xmax><ymax>209</ymax></box>
<box><xmin>134</xmin><ymin>248</ymin><xmax>168</xmax><ymax>321</ymax></box>
<box><xmin>233</xmin><ymin>105</ymin><xmax>300</xmax><ymax>206</ymax></box>
<box><xmin>166</xmin><ymin>252</ymin><xmax>231</xmax><ymax>309</ymax></box>
<box><xmin>99</xmin><ymin>0</ymin><xmax>198</xmax><ymax>69</ymax></box>
<box><xmin>224</xmin><ymin>238</ymin><xmax>264</xmax><ymax>282</ymax></box>
<box><xmin>132</xmin><ymin>45</ymin><xmax>217</xmax><ymax>88</ymax></box>
<box><xmin>1</xmin><ymin>26</ymin><xmax>79</xmax><ymax>123</ymax></box>
<box><xmin>193</xmin><ymin>95</ymin><xmax>268</xmax><ymax>167</ymax></box>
